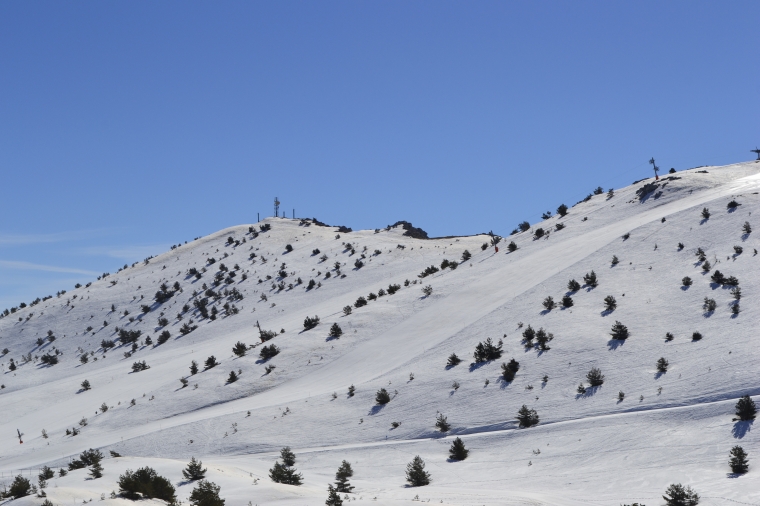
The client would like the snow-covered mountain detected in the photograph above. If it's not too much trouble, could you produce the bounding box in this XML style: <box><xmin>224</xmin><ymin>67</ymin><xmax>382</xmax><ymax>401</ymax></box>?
<box><xmin>2</xmin><ymin>160</ymin><xmax>759</xmax><ymax>506</ymax></box>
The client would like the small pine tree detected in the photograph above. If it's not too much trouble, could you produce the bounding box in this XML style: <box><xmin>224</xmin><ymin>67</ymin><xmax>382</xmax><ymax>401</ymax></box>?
<box><xmin>189</xmin><ymin>480</ymin><xmax>225</xmax><ymax>506</ymax></box>
<box><xmin>610</xmin><ymin>321</ymin><xmax>629</xmax><ymax>340</ymax></box>
<box><xmin>729</xmin><ymin>445</ymin><xmax>749</xmax><ymax>474</ymax></box>
<box><xmin>603</xmin><ymin>295</ymin><xmax>617</xmax><ymax>311</ymax></box>
<box><xmin>567</xmin><ymin>279</ymin><xmax>581</xmax><ymax>292</ymax></box>
<box><xmin>583</xmin><ymin>270</ymin><xmax>598</xmax><ymax>288</ymax></box>
<box><xmin>461</xmin><ymin>250</ymin><xmax>472</xmax><ymax>261</ymax></box>
<box><xmin>232</xmin><ymin>342</ymin><xmax>247</xmax><ymax>357</ymax></box>
<box><xmin>448</xmin><ymin>437</ymin><xmax>469</xmax><ymax>461</ymax></box>
<box><xmin>405</xmin><ymin>456</ymin><xmax>430</xmax><ymax>487</ymax></box>
<box><xmin>343</xmin><ymin>305</ymin><xmax>352</xmax><ymax>316</ymax></box>
<box><xmin>586</xmin><ymin>367</ymin><xmax>604</xmax><ymax>386</ymax></box>
<box><xmin>577</xmin><ymin>383</ymin><xmax>587</xmax><ymax>394</ymax></box>
<box><xmin>447</xmin><ymin>353</ymin><xmax>461</xmax><ymax>367</ymax></box>
<box><xmin>742</xmin><ymin>221</ymin><xmax>752</xmax><ymax>234</ymax></box>
<box><xmin>347</xmin><ymin>385</ymin><xmax>355</xmax><ymax>397</ymax></box>
<box><xmin>183</xmin><ymin>457</ymin><xmax>207</xmax><ymax>481</ymax></box>
<box><xmin>557</xmin><ymin>204</ymin><xmax>568</xmax><ymax>216</ymax></box>
<box><xmin>507</xmin><ymin>241</ymin><xmax>517</xmax><ymax>252</ymax></box>
<box><xmin>204</xmin><ymin>356</ymin><xmax>219</xmax><ymax>369</ymax></box>
<box><xmin>190</xmin><ymin>360</ymin><xmax>199</xmax><ymax>375</ymax></box>
<box><xmin>561</xmin><ymin>295</ymin><xmax>573</xmax><ymax>308</ymax></box>
<box><xmin>326</xmin><ymin>484</ymin><xmax>343</xmax><ymax>506</ymax></box>
<box><xmin>269</xmin><ymin>462</ymin><xmax>302</xmax><ymax>485</ymax></box>
<box><xmin>435</xmin><ymin>413</ymin><xmax>451</xmax><ymax>432</ymax></box>
<box><xmin>701</xmin><ymin>207</ymin><xmax>710</xmax><ymax>219</ymax></box>
<box><xmin>682</xmin><ymin>276</ymin><xmax>692</xmax><ymax>287</ymax></box>
<box><xmin>735</xmin><ymin>395</ymin><xmax>757</xmax><ymax>421</ymax></box>
<box><xmin>334</xmin><ymin>460</ymin><xmax>354</xmax><ymax>493</ymax></box>
<box><xmin>542</xmin><ymin>296</ymin><xmax>555</xmax><ymax>310</ymax></box>
<box><xmin>227</xmin><ymin>371</ymin><xmax>238</xmax><ymax>383</ymax></box>
<box><xmin>375</xmin><ymin>388</ymin><xmax>391</xmax><ymax>405</ymax></box>
<box><xmin>329</xmin><ymin>323</ymin><xmax>343</xmax><ymax>338</ymax></box>
<box><xmin>662</xmin><ymin>483</ymin><xmax>699</xmax><ymax>506</ymax></box>
<box><xmin>81</xmin><ymin>379</ymin><xmax>91</xmax><ymax>391</ymax></box>
<box><xmin>89</xmin><ymin>461</ymin><xmax>103</xmax><ymax>479</ymax></box>
<box><xmin>280</xmin><ymin>447</ymin><xmax>296</xmax><ymax>466</ymax></box>
<box><xmin>516</xmin><ymin>405</ymin><xmax>539</xmax><ymax>428</ymax></box>
<box><xmin>611</xmin><ymin>255</ymin><xmax>619</xmax><ymax>265</ymax></box>
<box><xmin>656</xmin><ymin>357</ymin><xmax>669</xmax><ymax>373</ymax></box>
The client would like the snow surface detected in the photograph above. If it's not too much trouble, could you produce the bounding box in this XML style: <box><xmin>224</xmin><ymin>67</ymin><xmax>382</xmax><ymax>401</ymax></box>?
<box><xmin>1</xmin><ymin>161</ymin><xmax>760</xmax><ymax>505</ymax></box>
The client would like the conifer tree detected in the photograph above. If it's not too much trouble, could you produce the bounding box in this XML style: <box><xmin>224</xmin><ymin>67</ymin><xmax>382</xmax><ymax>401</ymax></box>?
<box><xmin>190</xmin><ymin>360</ymin><xmax>199</xmax><ymax>375</ymax></box>
<box><xmin>516</xmin><ymin>405</ymin><xmax>539</xmax><ymax>428</ymax></box>
<box><xmin>735</xmin><ymin>395</ymin><xmax>757</xmax><ymax>421</ymax></box>
<box><xmin>189</xmin><ymin>480</ymin><xmax>225</xmax><ymax>506</ymax></box>
<box><xmin>334</xmin><ymin>460</ymin><xmax>354</xmax><ymax>493</ymax></box>
<box><xmin>405</xmin><ymin>456</ymin><xmax>430</xmax><ymax>487</ymax></box>
<box><xmin>375</xmin><ymin>388</ymin><xmax>391</xmax><ymax>405</ymax></box>
<box><xmin>662</xmin><ymin>483</ymin><xmax>699</xmax><ymax>506</ymax></box>
<box><xmin>280</xmin><ymin>447</ymin><xmax>296</xmax><ymax>466</ymax></box>
<box><xmin>604</xmin><ymin>295</ymin><xmax>617</xmax><ymax>311</ymax></box>
<box><xmin>232</xmin><ymin>342</ymin><xmax>247</xmax><ymax>357</ymax></box>
<box><xmin>610</xmin><ymin>321</ymin><xmax>629</xmax><ymax>340</ymax></box>
<box><xmin>583</xmin><ymin>270</ymin><xmax>598</xmax><ymax>288</ymax></box>
<box><xmin>729</xmin><ymin>445</ymin><xmax>749</xmax><ymax>474</ymax></box>
<box><xmin>446</xmin><ymin>353</ymin><xmax>461</xmax><ymax>367</ymax></box>
<box><xmin>448</xmin><ymin>437</ymin><xmax>469</xmax><ymax>461</ymax></box>
<box><xmin>561</xmin><ymin>295</ymin><xmax>574</xmax><ymax>308</ymax></box>
<box><xmin>325</xmin><ymin>484</ymin><xmax>343</xmax><ymax>506</ymax></box>
<box><xmin>89</xmin><ymin>461</ymin><xmax>103</xmax><ymax>479</ymax></box>
<box><xmin>81</xmin><ymin>379</ymin><xmax>91</xmax><ymax>391</ymax></box>
<box><xmin>183</xmin><ymin>457</ymin><xmax>207</xmax><ymax>481</ymax></box>
<box><xmin>567</xmin><ymin>279</ymin><xmax>581</xmax><ymax>292</ymax></box>
<box><xmin>269</xmin><ymin>462</ymin><xmax>302</xmax><ymax>485</ymax></box>
<box><xmin>329</xmin><ymin>323</ymin><xmax>343</xmax><ymax>338</ymax></box>
<box><xmin>227</xmin><ymin>371</ymin><xmax>238</xmax><ymax>383</ymax></box>
<box><xmin>435</xmin><ymin>413</ymin><xmax>450</xmax><ymax>432</ymax></box>
<box><xmin>586</xmin><ymin>367</ymin><xmax>605</xmax><ymax>386</ymax></box>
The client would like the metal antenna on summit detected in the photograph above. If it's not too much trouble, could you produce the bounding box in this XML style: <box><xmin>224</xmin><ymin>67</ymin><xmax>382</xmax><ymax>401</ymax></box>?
<box><xmin>752</xmin><ymin>147</ymin><xmax>760</xmax><ymax>160</ymax></box>
<box><xmin>274</xmin><ymin>197</ymin><xmax>280</xmax><ymax>217</ymax></box>
<box><xmin>649</xmin><ymin>157</ymin><xmax>660</xmax><ymax>180</ymax></box>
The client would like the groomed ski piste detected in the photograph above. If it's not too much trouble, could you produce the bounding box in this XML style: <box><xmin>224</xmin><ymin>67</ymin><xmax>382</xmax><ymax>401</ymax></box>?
<box><xmin>1</xmin><ymin>160</ymin><xmax>759</xmax><ymax>506</ymax></box>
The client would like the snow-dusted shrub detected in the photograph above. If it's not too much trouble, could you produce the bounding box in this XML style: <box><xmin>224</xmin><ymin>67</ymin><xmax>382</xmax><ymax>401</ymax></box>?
<box><xmin>422</xmin><ymin>285</ymin><xmax>433</xmax><ymax>297</ymax></box>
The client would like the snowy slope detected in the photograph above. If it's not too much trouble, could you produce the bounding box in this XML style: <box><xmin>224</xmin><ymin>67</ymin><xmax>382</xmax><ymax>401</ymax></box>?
<box><xmin>1</xmin><ymin>161</ymin><xmax>760</xmax><ymax>506</ymax></box>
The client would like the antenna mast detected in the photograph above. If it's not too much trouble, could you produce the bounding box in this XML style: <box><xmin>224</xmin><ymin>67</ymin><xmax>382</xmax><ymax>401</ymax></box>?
<box><xmin>274</xmin><ymin>197</ymin><xmax>280</xmax><ymax>217</ymax></box>
<box><xmin>649</xmin><ymin>157</ymin><xmax>660</xmax><ymax>180</ymax></box>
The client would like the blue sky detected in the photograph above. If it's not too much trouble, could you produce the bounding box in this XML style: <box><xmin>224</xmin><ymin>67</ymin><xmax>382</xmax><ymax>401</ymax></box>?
<box><xmin>1</xmin><ymin>1</ymin><xmax>758</xmax><ymax>310</ymax></box>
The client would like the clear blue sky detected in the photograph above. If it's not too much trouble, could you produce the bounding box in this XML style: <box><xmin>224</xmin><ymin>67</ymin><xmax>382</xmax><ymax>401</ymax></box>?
<box><xmin>1</xmin><ymin>1</ymin><xmax>758</xmax><ymax>310</ymax></box>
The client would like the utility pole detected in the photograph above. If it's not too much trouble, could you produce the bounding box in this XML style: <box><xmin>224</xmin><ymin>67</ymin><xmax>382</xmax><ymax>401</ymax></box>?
<box><xmin>752</xmin><ymin>147</ymin><xmax>760</xmax><ymax>160</ymax></box>
<box><xmin>649</xmin><ymin>157</ymin><xmax>660</xmax><ymax>180</ymax></box>
<box><xmin>292</xmin><ymin>209</ymin><xmax>295</xmax><ymax>219</ymax></box>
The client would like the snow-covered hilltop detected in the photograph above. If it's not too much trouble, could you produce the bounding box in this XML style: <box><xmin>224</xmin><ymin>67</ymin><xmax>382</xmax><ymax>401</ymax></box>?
<box><xmin>1</xmin><ymin>160</ymin><xmax>759</xmax><ymax>506</ymax></box>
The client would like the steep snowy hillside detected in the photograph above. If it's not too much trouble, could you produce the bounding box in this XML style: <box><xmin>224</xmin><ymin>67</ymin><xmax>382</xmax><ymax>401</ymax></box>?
<box><xmin>1</xmin><ymin>161</ymin><xmax>759</xmax><ymax>506</ymax></box>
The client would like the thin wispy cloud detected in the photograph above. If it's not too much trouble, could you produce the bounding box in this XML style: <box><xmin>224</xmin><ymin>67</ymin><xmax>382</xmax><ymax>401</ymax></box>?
<box><xmin>0</xmin><ymin>229</ymin><xmax>111</xmax><ymax>246</ymax></box>
<box><xmin>0</xmin><ymin>260</ymin><xmax>99</xmax><ymax>276</ymax></box>
<box><xmin>79</xmin><ymin>244</ymin><xmax>170</xmax><ymax>261</ymax></box>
